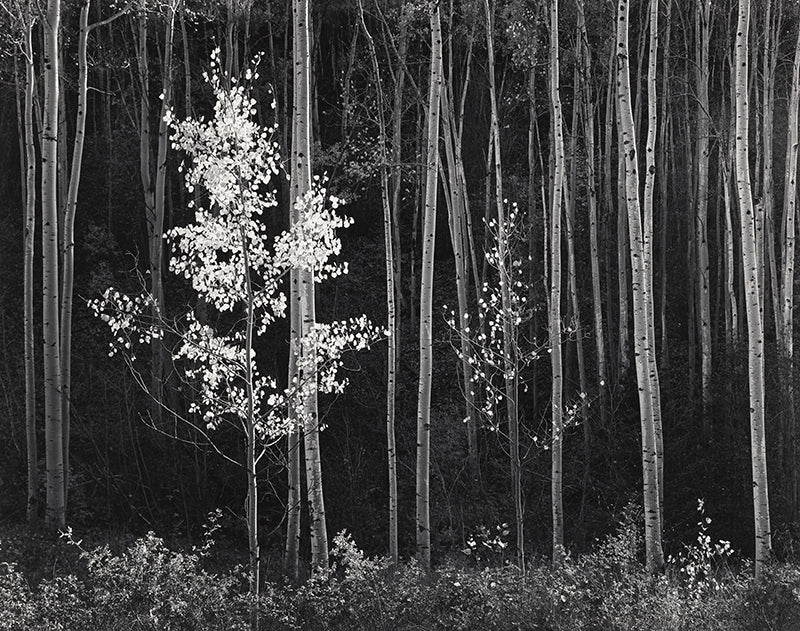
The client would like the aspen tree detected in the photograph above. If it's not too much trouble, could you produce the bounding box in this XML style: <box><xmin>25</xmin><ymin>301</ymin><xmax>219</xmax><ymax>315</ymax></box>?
<box><xmin>135</xmin><ymin>1</ymin><xmax>174</xmax><ymax>426</ymax></box>
<box><xmin>58</xmin><ymin>0</ymin><xmax>134</xmax><ymax>512</ymax></box>
<box><xmin>763</xmin><ymin>0</ymin><xmax>782</xmax><ymax>339</ymax></box>
<box><xmin>484</xmin><ymin>0</ymin><xmax>524</xmax><ymax>568</ymax></box>
<box><xmin>694</xmin><ymin>0</ymin><xmax>712</xmax><ymax>424</ymax></box>
<box><xmin>440</xmin><ymin>84</ymin><xmax>478</xmax><ymax>485</ymax></box>
<box><xmin>548</xmin><ymin>0</ymin><xmax>566</xmax><ymax>566</ymax></box>
<box><xmin>616</xmin><ymin>0</ymin><xmax>664</xmax><ymax>573</ymax></box>
<box><xmin>781</xmin><ymin>13</ymin><xmax>800</xmax><ymax>522</ymax></box>
<box><xmin>657</xmin><ymin>0</ymin><xmax>673</xmax><ymax>363</ymax></box>
<box><xmin>734</xmin><ymin>0</ymin><xmax>772</xmax><ymax>580</ymax></box>
<box><xmin>643</xmin><ymin>0</ymin><xmax>663</xmax><ymax>519</ymax></box>
<box><xmin>416</xmin><ymin>0</ymin><xmax>442</xmax><ymax>568</ymax></box>
<box><xmin>21</xmin><ymin>8</ymin><xmax>37</xmax><ymax>528</ymax></box>
<box><xmin>356</xmin><ymin>0</ymin><xmax>398</xmax><ymax>563</ymax></box>
<box><xmin>42</xmin><ymin>0</ymin><xmax>65</xmax><ymax>531</ymax></box>
<box><xmin>576</xmin><ymin>0</ymin><xmax>608</xmax><ymax>430</ymax></box>
<box><xmin>292</xmin><ymin>0</ymin><xmax>328</xmax><ymax>571</ymax></box>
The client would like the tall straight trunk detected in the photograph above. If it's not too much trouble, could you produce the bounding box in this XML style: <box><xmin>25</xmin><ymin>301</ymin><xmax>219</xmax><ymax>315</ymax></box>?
<box><xmin>721</xmin><ymin>146</ymin><xmax>739</xmax><ymax>346</ymax></box>
<box><xmin>441</xmin><ymin>86</ymin><xmax>478</xmax><ymax>486</ymax></box>
<box><xmin>21</xmin><ymin>16</ymin><xmax>38</xmax><ymax>529</ymax></box>
<box><xmin>284</xmin><ymin>269</ymin><xmax>302</xmax><ymax>579</ymax></box>
<box><xmin>548</xmin><ymin>0</ymin><xmax>566</xmax><ymax>567</ymax></box>
<box><xmin>59</xmin><ymin>0</ymin><xmax>94</xmax><ymax>511</ymax></box>
<box><xmin>357</xmin><ymin>0</ymin><xmax>398</xmax><ymax>563</ymax></box>
<box><xmin>576</xmin><ymin>0</ymin><xmax>608</xmax><ymax>431</ymax></box>
<box><xmin>484</xmin><ymin>0</ymin><xmax>523</xmax><ymax>569</ymax></box>
<box><xmin>782</xmin><ymin>14</ymin><xmax>800</xmax><ymax>523</ymax></box>
<box><xmin>390</xmin><ymin>12</ymin><xmax>406</xmax><ymax>314</ymax></box>
<box><xmin>416</xmin><ymin>3</ymin><xmax>442</xmax><ymax>568</ymax></box>
<box><xmin>135</xmin><ymin>9</ymin><xmax>164</xmax><ymax>424</ymax></box>
<box><xmin>643</xmin><ymin>0</ymin><xmax>664</xmax><ymax>521</ymax></box>
<box><xmin>292</xmin><ymin>0</ymin><xmax>328</xmax><ymax>571</ymax></box>
<box><xmin>566</xmin><ymin>99</ymin><xmax>590</xmax><ymax>539</ymax></box>
<box><xmin>658</xmin><ymin>0</ymin><xmax>673</xmax><ymax>365</ymax></box>
<box><xmin>616</xmin><ymin>0</ymin><xmax>664</xmax><ymax>573</ymax></box>
<box><xmin>734</xmin><ymin>0</ymin><xmax>772</xmax><ymax>580</ymax></box>
<box><xmin>445</xmin><ymin>20</ymin><xmax>479</xmax><ymax>480</ymax></box>
<box><xmin>239</xmin><ymin>225</ymin><xmax>260</xmax><ymax>616</ymax></box>
<box><xmin>617</xmin><ymin>149</ymin><xmax>630</xmax><ymax>377</ymax></box>
<box><xmin>61</xmin><ymin>4</ymin><xmax>133</xmax><ymax>508</ymax></box>
<box><xmin>603</xmin><ymin>54</ymin><xmax>618</xmax><ymax>375</ymax></box>
<box><xmin>42</xmin><ymin>0</ymin><xmax>65</xmax><ymax>531</ymax></box>
<box><xmin>695</xmin><ymin>0</ymin><xmax>712</xmax><ymax>424</ymax></box>
<box><xmin>763</xmin><ymin>0</ymin><xmax>782</xmax><ymax>340</ymax></box>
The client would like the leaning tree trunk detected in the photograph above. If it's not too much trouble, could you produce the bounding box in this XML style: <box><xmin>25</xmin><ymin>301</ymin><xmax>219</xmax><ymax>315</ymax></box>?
<box><xmin>416</xmin><ymin>2</ymin><xmax>442</xmax><ymax>569</ymax></box>
<box><xmin>734</xmin><ymin>0</ymin><xmax>772</xmax><ymax>580</ymax></box>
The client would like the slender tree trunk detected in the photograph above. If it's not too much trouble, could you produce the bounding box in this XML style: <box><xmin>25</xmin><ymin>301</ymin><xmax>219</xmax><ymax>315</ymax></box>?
<box><xmin>416</xmin><ymin>2</ymin><xmax>442</xmax><ymax>568</ymax></box>
<box><xmin>782</xmin><ymin>13</ymin><xmax>800</xmax><ymax>523</ymax></box>
<box><xmin>21</xmin><ymin>15</ymin><xmax>38</xmax><ymax>529</ymax></box>
<box><xmin>549</xmin><ymin>0</ymin><xmax>566</xmax><ymax>567</ymax></box>
<box><xmin>658</xmin><ymin>0</ymin><xmax>673</xmax><ymax>365</ymax></box>
<box><xmin>240</xmin><ymin>224</ymin><xmax>260</xmax><ymax>619</ymax></box>
<box><xmin>484</xmin><ymin>0</ymin><xmax>524</xmax><ymax>570</ymax></box>
<box><xmin>42</xmin><ymin>0</ymin><xmax>65</xmax><ymax>532</ymax></box>
<box><xmin>357</xmin><ymin>0</ymin><xmax>398</xmax><ymax>563</ymax></box>
<box><xmin>292</xmin><ymin>0</ymin><xmax>328</xmax><ymax>571</ymax></box>
<box><xmin>695</xmin><ymin>0</ymin><xmax>712</xmax><ymax>427</ymax></box>
<box><xmin>734</xmin><ymin>0</ymin><xmax>772</xmax><ymax>580</ymax></box>
<box><xmin>643</xmin><ymin>0</ymin><xmax>664</xmax><ymax>523</ymax></box>
<box><xmin>577</xmin><ymin>0</ymin><xmax>608</xmax><ymax>431</ymax></box>
<box><xmin>616</xmin><ymin>0</ymin><xmax>664</xmax><ymax>573</ymax></box>
<box><xmin>441</xmin><ymin>86</ymin><xmax>478</xmax><ymax>487</ymax></box>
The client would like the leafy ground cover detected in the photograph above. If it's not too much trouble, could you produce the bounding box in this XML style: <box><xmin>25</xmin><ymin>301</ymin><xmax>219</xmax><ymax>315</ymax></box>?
<box><xmin>0</xmin><ymin>516</ymin><xmax>798</xmax><ymax>631</ymax></box>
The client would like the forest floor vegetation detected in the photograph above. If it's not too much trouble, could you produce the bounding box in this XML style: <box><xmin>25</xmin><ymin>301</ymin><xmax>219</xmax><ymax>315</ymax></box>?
<box><xmin>1</xmin><ymin>515</ymin><xmax>799</xmax><ymax>631</ymax></box>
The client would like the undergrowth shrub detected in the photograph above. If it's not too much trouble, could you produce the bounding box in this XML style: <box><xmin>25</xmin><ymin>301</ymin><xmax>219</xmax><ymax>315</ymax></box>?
<box><xmin>2</xmin><ymin>514</ymin><xmax>800</xmax><ymax>630</ymax></box>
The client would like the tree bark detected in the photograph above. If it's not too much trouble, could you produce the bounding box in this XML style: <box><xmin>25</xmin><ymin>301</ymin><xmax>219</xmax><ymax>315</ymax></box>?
<box><xmin>782</xmin><ymin>11</ymin><xmax>800</xmax><ymax>523</ymax></box>
<box><xmin>734</xmin><ymin>0</ymin><xmax>772</xmax><ymax>580</ymax></box>
<box><xmin>21</xmin><ymin>14</ymin><xmax>38</xmax><ymax>529</ymax></box>
<box><xmin>416</xmin><ymin>2</ymin><xmax>442</xmax><ymax>568</ymax></box>
<box><xmin>616</xmin><ymin>0</ymin><xmax>664</xmax><ymax>573</ymax></box>
<box><xmin>42</xmin><ymin>0</ymin><xmax>65</xmax><ymax>532</ymax></box>
<box><xmin>548</xmin><ymin>0</ymin><xmax>566</xmax><ymax>567</ymax></box>
<box><xmin>292</xmin><ymin>0</ymin><xmax>328</xmax><ymax>571</ymax></box>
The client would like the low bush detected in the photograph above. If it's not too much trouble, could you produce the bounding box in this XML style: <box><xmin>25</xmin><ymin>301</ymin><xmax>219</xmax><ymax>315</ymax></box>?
<box><xmin>1</xmin><ymin>518</ymin><xmax>799</xmax><ymax>630</ymax></box>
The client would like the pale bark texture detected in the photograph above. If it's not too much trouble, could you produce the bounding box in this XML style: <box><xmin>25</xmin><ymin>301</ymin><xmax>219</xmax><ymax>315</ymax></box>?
<box><xmin>42</xmin><ymin>0</ymin><xmax>65</xmax><ymax>531</ymax></box>
<box><xmin>548</xmin><ymin>0</ymin><xmax>566</xmax><ymax>567</ymax></box>
<box><xmin>782</xmin><ymin>15</ymin><xmax>800</xmax><ymax>523</ymax></box>
<box><xmin>576</xmin><ymin>0</ymin><xmax>608</xmax><ymax>431</ymax></box>
<box><xmin>416</xmin><ymin>3</ymin><xmax>442</xmax><ymax>568</ymax></box>
<box><xmin>734</xmin><ymin>0</ymin><xmax>772</xmax><ymax>580</ymax></box>
<box><xmin>616</xmin><ymin>0</ymin><xmax>664</xmax><ymax>573</ymax></box>
<box><xmin>292</xmin><ymin>0</ymin><xmax>328</xmax><ymax>571</ymax></box>
<box><xmin>22</xmin><ymin>14</ymin><xmax>38</xmax><ymax>528</ymax></box>
<box><xmin>694</xmin><ymin>0</ymin><xmax>712</xmax><ymax>424</ymax></box>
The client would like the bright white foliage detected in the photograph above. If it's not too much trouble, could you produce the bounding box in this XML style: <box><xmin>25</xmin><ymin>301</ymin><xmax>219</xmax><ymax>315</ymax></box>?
<box><xmin>91</xmin><ymin>49</ymin><xmax>379</xmax><ymax>438</ymax></box>
<box><xmin>446</xmin><ymin>203</ymin><xmax>537</xmax><ymax>430</ymax></box>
